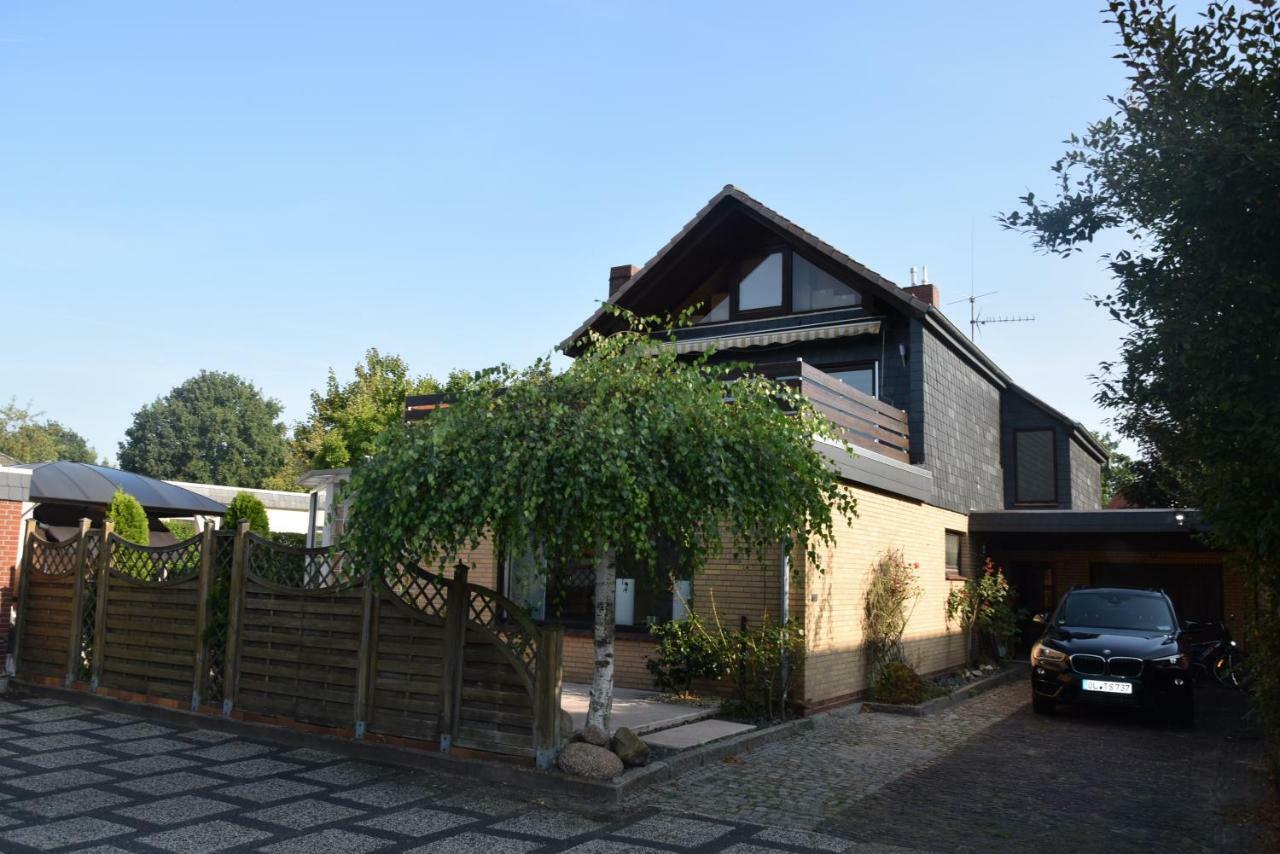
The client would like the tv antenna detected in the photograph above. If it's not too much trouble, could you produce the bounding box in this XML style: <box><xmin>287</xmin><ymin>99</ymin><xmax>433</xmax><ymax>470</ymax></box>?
<box><xmin>947</xmin><ymin>289</ymin><xmax>1035</xmax><ymax>340</ymax></box>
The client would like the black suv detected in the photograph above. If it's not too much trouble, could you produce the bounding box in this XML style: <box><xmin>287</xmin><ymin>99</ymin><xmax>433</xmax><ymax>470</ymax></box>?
<box><xmin>1029</xmin><ymin>586</ymin><xmax>1194</xmax><ymax>725</ymax></box>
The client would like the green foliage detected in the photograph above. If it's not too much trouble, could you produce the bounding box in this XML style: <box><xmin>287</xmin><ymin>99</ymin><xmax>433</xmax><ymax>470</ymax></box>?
<box><xmin>647</xmin><ymin>618</ymin><xmax>726</xmax><ymax>695</ymax></box>
<box><xmin>224</xmin><ymin>492</ymin><xmax>269</xmax><ymax>536</ymax></box>
<box><xmin>292</xmin><ymin>349</ymin><xmax>444</xmax><ymax>470</ymax></box>
<box><xmin>1001</xmin><ymin>0</ymin><xmax>1280</xmax><ymax>739</ymax></box>
<box><xmin>0</xmin><ymin>399</ymin><xmax>96</xmax><ymax>464</ymax></box>
<box><xmin>347</xmin><ymin>308</ymin><xmax>856</xmax><ymax>579</ymax></box>
<box><xmin>267</xmin><ymin>531</ymin><xmax>306</xmax><ymax>549</ymax></box>
<box><xmin>873</xmin><ymin>661</ymin><xmax>945</xmax><ymax>706</ymax></box>
<box><xmin>163</xmin><ymin>520</ymin><xmax>197</xmax><ymax>542</ymax></box>
<box><xmin>863</xmin><ymin>549</ymin><xmax>922</xmax><ymax>681</ymax></box>
<box><xmin>106</xmin><ymin>490</ymin><xmax>150</xmax><ymax>545</ymax></box>
<box><xmin>646</xmin><ymin>610</ymin><xmax>804</xmax><ymax>721</ymax></box>
<box><xmin>945</xmin><ymin>558</ymin><xmax>1021</xmax><ymax>667</ymax></box>
<box><xmin>117</xmin><ymin>371</ymin><xmax>287</xmax><ymax>488</ymax></box>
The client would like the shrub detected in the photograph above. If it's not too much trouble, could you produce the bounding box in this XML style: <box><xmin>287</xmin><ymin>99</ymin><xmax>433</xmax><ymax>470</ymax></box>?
<box><xmin>647</xmin><ymin>617</ymin><xmax>724</xmax><ymax>695</ymax></box>
<box><xmin>164</xmin><ymin>519</ymin><xmax>197</xmax><ymax>542</ymax></box>
<box><xmin>863</xmin><ymin>549</ymin><xmax>922</xmax><ymax>682</ymax></box>
<box><xmin>945</xmin><ymin>557</ymin><xmax>1022</xmax><ymax>666</ymax></box>
<box><xmin>873</xmin><ymin>661</ymin><xmax>942</xmax><ymax>705</ymax></box>
<box><xmin>267</xmin><ymin>531</ymin><xmax>306</xmax><ymax>549</ymax></box>
<box><xmin>647</xmin><ymin>597</ymin><xmax>804</xmax><ymax>722</ymax></box>
<box><xmin>224</xmin><ymin>492</ymin><xmax>269</xmax><ymax>536</ymax></box>
<box><xmin>106</xmin><ymin>490</ymin><xmax>150</xmax><ymax>545</ymax></box>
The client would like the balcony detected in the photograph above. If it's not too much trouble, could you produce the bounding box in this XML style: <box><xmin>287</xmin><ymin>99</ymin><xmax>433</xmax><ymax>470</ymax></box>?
<box><xmin>406</xmin><ymin>360</ymin><xmax>910</xmax><ymax>464</ymax></box>
<box><xmin>752</xmin><ymin>360</ymin><xmax>910</xmax><ymax>463</ymax></box>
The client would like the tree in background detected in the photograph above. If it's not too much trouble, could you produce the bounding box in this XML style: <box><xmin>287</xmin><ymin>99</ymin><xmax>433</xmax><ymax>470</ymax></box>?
<box><xmin>223</xmin><ymin>491</ymin><xmax>270</xmax><ymax>536</ymax></box>
<box><xmin>1002</xmin><ymin>1</ymin><xmax>1279</xmax><ymax>736</ymax></box>
<box><xmin>0</xmin><ymin>400</ymin><xmax>97</xmax><ymax>464</ymax></box>
<box><xmin>1096</xmin><ymin>432</ymin><xmax>1133</xmax><ymax>506</ymax></box>
<box><xmin>118</xmin><ymin>372</ymin><xmax>287</xmax><ymax>488</ymax></box>
<box><xmin>106</xmin><ymin>490</ymin><xmax>150</xmax><ymax>545</ymax></box>
<box><xmin>347</xmin><ymin>310</ymin><xmax>856</xmax><ymax>730</ymax></box>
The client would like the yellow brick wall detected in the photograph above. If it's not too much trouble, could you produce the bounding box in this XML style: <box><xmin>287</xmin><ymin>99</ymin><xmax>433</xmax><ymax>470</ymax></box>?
<box><xmin>801</xmin><ymin>484</ymin><xmax>971</xmax><ymax>709</ymax></box>
<box><xmin>563</xmin><ymin>631</ymin><xmax>655</xmax><ymax>689</ymax></box>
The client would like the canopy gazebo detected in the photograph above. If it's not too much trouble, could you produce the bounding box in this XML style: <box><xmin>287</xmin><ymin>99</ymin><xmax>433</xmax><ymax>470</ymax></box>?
<box><xmin>15</xmin><ymin>461</ymin><xmax>227</xmax><ymax>544</ymax></box>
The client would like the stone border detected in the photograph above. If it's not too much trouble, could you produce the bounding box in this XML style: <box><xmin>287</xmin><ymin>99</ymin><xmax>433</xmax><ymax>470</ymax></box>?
<box><xmin>8</xmin><ymin>682</ymin><xmax>812</xmax><ymax>808</ymax></box>
<box><xmin>862</xmin><ymin>662</ymin><xmax>1027</xmax><ymax>716</ymax></box>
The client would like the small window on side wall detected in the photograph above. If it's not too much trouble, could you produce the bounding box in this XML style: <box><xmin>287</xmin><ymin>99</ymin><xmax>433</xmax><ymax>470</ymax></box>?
<box><xmin>737</xmin><ymin>252</ymin><xmax>784</xmax><ymax>311</ymax></box>
<box><xmin>1015</xmin><ymin>428</ymin><xmax>1057</xmax><ymax>504</ymax></box>
<box><xmin>945</xmin><ymin>530</ymin><xmax>963</xmax><ymax>576</ymax></box>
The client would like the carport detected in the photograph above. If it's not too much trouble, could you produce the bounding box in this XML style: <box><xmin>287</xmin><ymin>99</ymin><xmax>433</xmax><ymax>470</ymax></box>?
<box><xmin>14</xmin><ymin>460</ymin><xmax>226</xmax><ymax>544</ymax></box>
<box><xmin>969</xmin><ymin>508</ymin><xmax>1241</xmax><ymax>649</ymax></box>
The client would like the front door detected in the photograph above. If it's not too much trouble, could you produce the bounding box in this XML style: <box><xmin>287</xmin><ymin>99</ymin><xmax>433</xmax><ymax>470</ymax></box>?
<box><xmin>1007</xmin><ymin>561</ymin><xmax>1054</xmax><ymax>654</ymax></box>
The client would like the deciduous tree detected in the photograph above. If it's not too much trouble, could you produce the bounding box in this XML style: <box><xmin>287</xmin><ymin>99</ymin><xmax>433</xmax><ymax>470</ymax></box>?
<box><xmin>347</xmin><ymin>311</ymin><xmax>856</xmax><ymax>729</ymax></box>
<box><xmin>118</xmin><ymin>372</ymin><xmax>287</xmax><ymax>488</ymax></box>
<box><xmin>0</xmin><ymin>400</ymin><xmax>96</xmax><ymax>464</ymax></box>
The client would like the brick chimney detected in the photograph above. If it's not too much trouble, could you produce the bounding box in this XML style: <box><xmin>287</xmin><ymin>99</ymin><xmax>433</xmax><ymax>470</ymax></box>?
<box><xmin>609</xmin><ymin>264</ymin><xmax>639</xmax><ymax>297</ymax></box>
<box><xmin>904</xmin><ymin>284</ymin><xmax>940</xmax><ymax>308</ymax></box>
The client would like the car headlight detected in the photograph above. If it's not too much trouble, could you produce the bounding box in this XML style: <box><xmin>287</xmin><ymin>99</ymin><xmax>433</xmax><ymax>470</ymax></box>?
<box><xmin>1034</xmin><ymin>646</ymin><xmax>1067</xmax><ymax>663</ymax></box>
<box><xmin>1151</xmin><ymin>654</ymin><xmax>1189</xmax><ymax>669</ymax></box>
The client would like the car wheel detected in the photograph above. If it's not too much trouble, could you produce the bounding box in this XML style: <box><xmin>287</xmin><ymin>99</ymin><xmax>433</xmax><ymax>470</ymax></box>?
<box><xmin>1032</xmin><ymin>692</ymin><xmax>1055</xmax><ymax>715</ymax></box>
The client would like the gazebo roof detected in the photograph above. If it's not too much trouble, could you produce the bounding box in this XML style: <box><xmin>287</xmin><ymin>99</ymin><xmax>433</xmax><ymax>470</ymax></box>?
<box><xmin>17</xmin><ymin>461</ymin><xmax>227</xmax><ymax>516</ymax></box>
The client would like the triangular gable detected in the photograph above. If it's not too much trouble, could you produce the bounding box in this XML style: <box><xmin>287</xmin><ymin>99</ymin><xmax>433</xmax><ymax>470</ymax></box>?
<box><xmin>560</xmin><ymin>185</ymin><xmax>929</xmax><ymax>353</ymax></box>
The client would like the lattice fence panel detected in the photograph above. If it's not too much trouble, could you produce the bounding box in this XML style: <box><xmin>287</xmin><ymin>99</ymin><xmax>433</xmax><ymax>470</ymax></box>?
<box><xmin>386</xmin><ymin>565</ymin><xmax>449</xmax><ymax>620</ymax></box>
<box><xmin>76</xmin><ymin>532</ymin><xmax>102</xmax><ymax>682</ymax></box>
<box><xmin>99</xmin><ymin>536</ymin><xmax>201</xmax><ymax>700</ymax></box>
<box><xmin>246</xmin><ymin>536</ymin><xmax>355</xmax><ymax>589</ymax></box>
<box><xmin>203</xmin><ymin>531</ymin><xmax>236</xmax><ymax>705</ymax></box>
<box><xmin>18</xmin><ymin>536</ymin><xmax>78</xmax><ymax>678</ymax></box>
<box><xmin>369</xmin><ymin>587</ymin><xmax>448</xmax><ymax>742</ymax></box>
<box><xmin>456</xmin><ymin>624</ymin><xmax>536</xmax><ymax>756</ymax></box>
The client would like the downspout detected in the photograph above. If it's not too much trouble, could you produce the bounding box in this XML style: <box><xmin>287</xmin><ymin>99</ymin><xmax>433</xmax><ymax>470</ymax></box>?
<box><xmin>779</xmin><ymin>539</ymin><xmax>791</xmax><ymax>707</ymax></box>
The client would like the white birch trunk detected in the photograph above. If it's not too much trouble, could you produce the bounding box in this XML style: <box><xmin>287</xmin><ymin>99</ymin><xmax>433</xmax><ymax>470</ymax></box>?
<box><xmin>586</xmin><ymin>549</ymin><xmax>616</xmax><ymax>731</ymax></box>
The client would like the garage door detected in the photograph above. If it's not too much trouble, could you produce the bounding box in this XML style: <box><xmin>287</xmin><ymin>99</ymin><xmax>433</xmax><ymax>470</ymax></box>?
<box><xmin>1089</xmin><ymin>563</ymin><xmax>1222</xmax><ymax>624</ymax></box>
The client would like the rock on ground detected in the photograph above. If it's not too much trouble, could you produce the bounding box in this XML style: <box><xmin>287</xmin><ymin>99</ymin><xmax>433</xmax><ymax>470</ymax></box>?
<box><xmin>574</xmin><ymin>723</ymin><xmax>609</xmax><ymax>746</ymax></box>
<box><xmin>611</xmin><ymin>726</ymin><xmax>650</xmax><ymax>767</ymax></box>
<box><xmin>558</xmin><ymin>741</ymin><xmax>623</xmax><ymax>780</ymax></box>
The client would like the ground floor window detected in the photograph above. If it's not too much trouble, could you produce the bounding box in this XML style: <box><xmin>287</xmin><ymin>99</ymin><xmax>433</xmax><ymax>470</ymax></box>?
<box><xmin>504</xmin><ymin>544</ymin><xmax>692</xmax><ymax>630</ymax></box>
<box><xmin>945</xmin><ymin>530</ymin><xmax>964</xmax><ymax>576</ymax></box>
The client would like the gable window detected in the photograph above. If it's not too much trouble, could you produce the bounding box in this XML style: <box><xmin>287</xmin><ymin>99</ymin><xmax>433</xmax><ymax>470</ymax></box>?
<box><xmin>945</xmin><ymin>530</ymin><xmax>964</xmax><ymax>577</ymax></box>
<box><xmin>736</xmin><ymin>252</ymin><xmax>784</xmax><ymax>311</ymax></box>
<box><xmin>1015</xmin><ymin>428</ymin><xmax>1057</xmax><ymax>504</ymax></box>
<box><xmin>793</xmin><ymin>253</ymin><xmax>862</xmax><ymax>311</ymax></box>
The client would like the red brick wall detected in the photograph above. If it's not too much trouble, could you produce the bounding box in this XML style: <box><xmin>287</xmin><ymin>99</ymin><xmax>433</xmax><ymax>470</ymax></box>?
<box><xmin>0</xmin><ymin>500</ymin><xmax>26</xmax><ymax>663</ymax></box>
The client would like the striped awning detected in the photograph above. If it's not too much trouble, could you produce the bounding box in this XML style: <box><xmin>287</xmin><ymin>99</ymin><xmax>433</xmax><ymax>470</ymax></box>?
<box><xmin>672</xmin><ymin>319</ymin><xmax>881</xmax><ymax>354</ymax></box>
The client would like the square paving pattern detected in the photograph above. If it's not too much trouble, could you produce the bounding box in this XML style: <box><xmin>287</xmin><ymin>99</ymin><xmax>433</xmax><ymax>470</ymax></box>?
<box><xmin>0</xmin><ymin>693</ymin><xmax>863</xmax><ymax>852</ymax></box>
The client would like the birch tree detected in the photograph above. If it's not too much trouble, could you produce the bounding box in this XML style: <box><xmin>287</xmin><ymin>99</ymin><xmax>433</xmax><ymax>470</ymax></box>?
<box><xmin>345</xmin><ymin>310</ymin><xmax>856</xmax><ymax>730</ymax></box>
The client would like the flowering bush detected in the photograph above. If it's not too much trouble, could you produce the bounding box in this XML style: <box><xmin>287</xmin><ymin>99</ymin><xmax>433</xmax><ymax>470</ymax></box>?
<box><xmin>863</xmin><ymin>549</ymin><xmax>922</xmax><ymax>682</ymax></box>
<box><xmin>945</xmin><ymin>557</ymin><xmax>1022</xmax><ymax>666</ymax></box>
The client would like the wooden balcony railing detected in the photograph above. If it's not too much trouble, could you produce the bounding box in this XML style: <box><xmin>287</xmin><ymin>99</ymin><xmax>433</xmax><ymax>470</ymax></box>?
<box><xmin>406</xmin><ymin>360</ymin><xmax>911</xmax><ymax>463</ymax></box>
<box><xmin>753</xmin><ymin>360</ymin><xmax>911</xmax><ymax>463</ymax></box>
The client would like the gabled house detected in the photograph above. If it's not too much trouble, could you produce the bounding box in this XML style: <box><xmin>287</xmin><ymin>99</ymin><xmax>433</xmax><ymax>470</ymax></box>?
<box><xmin>408</xmin><ymin>186</ymin><xmax>1236</xmax><ymax>711</ymax></box>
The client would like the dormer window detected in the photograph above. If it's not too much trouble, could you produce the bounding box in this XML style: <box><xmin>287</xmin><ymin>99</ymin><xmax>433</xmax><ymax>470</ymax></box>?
<box><xmin>736</xmin><ymin>252</ymin><xmax>784</xmax><ymax>311</ymax></box>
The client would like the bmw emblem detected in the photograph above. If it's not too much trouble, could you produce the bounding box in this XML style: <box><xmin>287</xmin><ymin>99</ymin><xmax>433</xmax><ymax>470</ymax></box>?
<box><xmin>1103</xmin><ymin>649</ymin><xmax>1111</xmax><ymax>655</ymax></box>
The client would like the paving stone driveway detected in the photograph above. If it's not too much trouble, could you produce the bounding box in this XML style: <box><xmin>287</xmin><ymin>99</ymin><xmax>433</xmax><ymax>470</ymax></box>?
<box><xmin>0</xmin><ymin>692</ymin><xmax>867</xmax><ymax>854</ymax></box>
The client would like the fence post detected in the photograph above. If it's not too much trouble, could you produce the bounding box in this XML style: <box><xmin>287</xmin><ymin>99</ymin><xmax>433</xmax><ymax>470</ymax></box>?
<box><xmin>221</xmin><ymin>520</ymin><xmax>250</xmax><ymax>716</ymax></box>
<box><xmin>11</xmin><ymin>519</ymin><xmax>38</xmax><ymax>678</ymax></box>
<box><xmin>533</xmin><ymin>624</ymin><xmax>565</xmax><ymax>770</ymax></box>
<box><xmin>63</xmin><ymin>518</ymin><xmax>91</xmax><ymax>686</ymax></box>
<box><xmin>89</xmin><ymin>521</ymin><xmax>113</xmax><ymax>691</ymax></box>
<box><xmin>190</xmin><ymin>522</ymin><xmax>216</xmax><ymax>712</ymax></box>
<box><xmin>353</xmin><ymin>572</ymin><xmax>379</xmax><ymax>739</ymax></box>
<box><xmin>438</xmin><ymin>561</ymin><xmax>469</xmax><ymax>753</ymax></box>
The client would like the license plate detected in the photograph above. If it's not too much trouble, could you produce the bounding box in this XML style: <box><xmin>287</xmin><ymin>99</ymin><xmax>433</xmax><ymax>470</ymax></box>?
<box><xmin>1082</xmin><ymin>679</ymin><xmax>1133</xmax><ymax>695</ymax></box>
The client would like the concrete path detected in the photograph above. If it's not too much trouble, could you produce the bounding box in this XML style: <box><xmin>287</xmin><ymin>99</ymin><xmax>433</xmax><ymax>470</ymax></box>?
<box><xmin>561</xmin><ymin>683</ymin><xmax>716</xmax><ymax>735</ymax></box>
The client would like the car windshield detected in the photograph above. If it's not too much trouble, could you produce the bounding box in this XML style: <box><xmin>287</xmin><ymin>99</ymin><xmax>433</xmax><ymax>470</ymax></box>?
<box><xmin>1056</xmin><ymin>591</ymin><xmax>1174</xmax><ymax>632</ymax></box>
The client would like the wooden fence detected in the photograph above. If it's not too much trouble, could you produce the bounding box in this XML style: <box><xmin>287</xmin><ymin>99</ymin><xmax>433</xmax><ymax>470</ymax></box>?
<box><xmin>12</xmin><ymin>519</ymin><xmax>564</xmax><ymax>767</ymax></box>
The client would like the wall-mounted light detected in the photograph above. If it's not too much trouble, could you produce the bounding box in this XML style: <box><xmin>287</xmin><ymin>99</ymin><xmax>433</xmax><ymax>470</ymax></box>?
<box><xmin>1174</xmin><ymin>512</ymin><xmax>1186</xmax><ymax>527</ymax></box>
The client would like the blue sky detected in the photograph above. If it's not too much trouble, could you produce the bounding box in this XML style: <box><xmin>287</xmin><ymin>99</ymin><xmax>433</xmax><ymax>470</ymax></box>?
<box><xmin>1</xmin><ymin>2</ymin><xmax>1133</xmax><ymax>466</ymax></box>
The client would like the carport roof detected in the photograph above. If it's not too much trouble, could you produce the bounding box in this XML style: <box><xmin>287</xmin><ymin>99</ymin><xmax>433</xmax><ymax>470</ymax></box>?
<box><xmin>17</xmin><ymin>461</ymin><xmax>227</xmax><ymax>516</ymax></box>
<box><xmin>968</xmin><ymin>508</ymin><xmax>1203</xmax><ymax>535</ymax></box>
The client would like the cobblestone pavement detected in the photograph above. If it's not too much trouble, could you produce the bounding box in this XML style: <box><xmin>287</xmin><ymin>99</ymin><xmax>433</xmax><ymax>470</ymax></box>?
<box><xmin>638</xmin><ymin>683</ymin><xmax>1023</xmax><ymax>829</ymax></box>
<box><xmin>0</xmin><ymin>692</ymin><xmax>879</xmax><ymax>853</ymax></box>
<box><xmin>820</xmin><ymin>683</ymin><xmax>1275</xmax><ymax>853</ymax></box>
